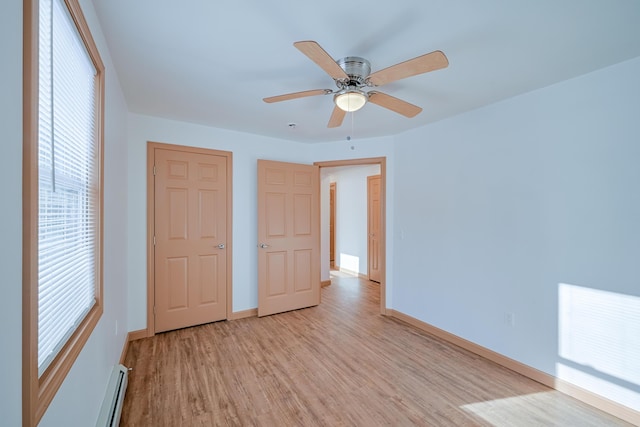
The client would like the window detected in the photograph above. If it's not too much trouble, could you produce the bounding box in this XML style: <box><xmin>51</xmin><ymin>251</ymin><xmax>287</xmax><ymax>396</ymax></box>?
<box><xmin>23</xmin><ymin>0</ymin><xmax>104</xmax><ymax>424</ymax></box>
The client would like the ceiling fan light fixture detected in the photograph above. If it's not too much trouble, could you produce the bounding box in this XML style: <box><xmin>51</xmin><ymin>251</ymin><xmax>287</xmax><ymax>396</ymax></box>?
<box><xmin>334</xmin><ymin>89</ymin><xmax>367</xmax><ymax>112</ymax></box>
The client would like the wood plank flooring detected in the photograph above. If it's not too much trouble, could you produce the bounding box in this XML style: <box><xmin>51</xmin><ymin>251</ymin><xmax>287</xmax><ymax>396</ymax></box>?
<box><xmin>121</xmin><ymin>273</ymin><xmax>631</xmax><ymax>426</ymax></box>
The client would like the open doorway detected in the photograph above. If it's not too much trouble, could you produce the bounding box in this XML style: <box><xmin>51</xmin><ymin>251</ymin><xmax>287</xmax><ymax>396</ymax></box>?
<box><xmin>315</xmin><ymin>158</ymin><xmax>387</xmax><ymax>315</ymax></box>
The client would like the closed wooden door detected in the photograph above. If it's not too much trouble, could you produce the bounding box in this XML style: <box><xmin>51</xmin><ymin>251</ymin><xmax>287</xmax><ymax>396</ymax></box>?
<box><xmin>368</xmin><ymin>175</ymin><xmax>381</xmax><ymax>283</ymax></box>
<box><xmin>154</xmin><ymin>147</ymin><xmax>227</xmax><ymax>332</ymax></box>
<box><xmin>257</xmin><ymin>160</ymin><xmax>320</xmax><ymax>317</ymax></box>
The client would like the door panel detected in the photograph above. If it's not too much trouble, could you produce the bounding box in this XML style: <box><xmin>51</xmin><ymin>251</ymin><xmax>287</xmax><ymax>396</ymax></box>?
<box><xmin>167</xmin><ymin>257</ymin><xmax>188</xmax><ymax>309</ymax></box>
<box><xmin>199</xmin><ymin>254</ymin><xmax>219</xmax><ymax>303</ymax></box>
<box><xmin>266</xmin><ymin>251</ymin><xmax>287</xmax><ymax>296</ymax></box>
<box><xmin>368</xmin><ymin>175</ymin><xmax>382</xmax><ymax>283</ymax></box>
<box><xmin>266</xmin><ymin>193</ymin><xmax>286</xmax><ymax>237</ymax></box>
<box><xmin>294</xmin><ymin>194</ymin><xmax>312</xmax><ymax>235</ymax></box>
<box><xmin>199</xmin><ymin>190</ymin><xmax>219</xmax><ymax>238</ymax></box>
<box><xmin>168</xmin><ymin>188</ymin><xmax>188</xmax><ymax>239</ymax></box>
<box><xmin>258</xmin><ymin>160</ymin><xmax>320</xmax><ymax>316</ymax></box>
<box><xmin>294</xmin><ymin>249</ymin><xmax>312</xmax><ymax>291</ymax></box>
<box><xmin>155</xmin><ymin>148</ymin><xmax>227</xmax><ymax>332</ymax></box>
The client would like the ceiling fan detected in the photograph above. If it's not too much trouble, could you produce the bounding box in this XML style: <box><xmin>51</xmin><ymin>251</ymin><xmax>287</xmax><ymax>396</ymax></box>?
<box><xmin>263</xmin><ymin>40</ymin><xmax>449</xmax><ymax>128</ymax></box>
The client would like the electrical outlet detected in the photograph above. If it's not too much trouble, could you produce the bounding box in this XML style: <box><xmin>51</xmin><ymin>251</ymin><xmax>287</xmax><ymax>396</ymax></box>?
<box><xmin>504</xmin><ymin>312</ymin><xmax>515</xmax><ymax>327</ymax></box>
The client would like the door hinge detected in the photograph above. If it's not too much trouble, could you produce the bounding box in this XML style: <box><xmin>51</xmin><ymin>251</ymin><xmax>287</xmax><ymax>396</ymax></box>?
<box><xmin>153</xmin><ymin>235</ymin><xmax>156</xmax><ymax>246</ymax></box>
<box><xmin>153</xmin><ymin>306</ymin><xmax>156</xmax><ymax>314</ymax></box>
<box><xmin>153</xmin><ymin>165</ymin><xmax>156</xmax><ymax>176</ymax></box>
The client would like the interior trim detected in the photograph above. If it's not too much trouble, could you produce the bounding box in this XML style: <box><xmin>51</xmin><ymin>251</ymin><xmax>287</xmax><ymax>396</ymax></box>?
<box><xmin>229</xmin><ymin>308</ymin><xmax>258</xmax><ymax>320</ymax></box>
<box><xmin>128</xmin><ymin>329</ymin><xmax>148</xmax><ymax>342</ymax></box>
<box><xmin>338</xmin><ymin>267</ymin><xmax>368</xmax><ymax>280</ymax></box>
<box><xmin>119</xmin><ymin>329</ymin><xmax>148</xmax><ymax>365</ymax></box>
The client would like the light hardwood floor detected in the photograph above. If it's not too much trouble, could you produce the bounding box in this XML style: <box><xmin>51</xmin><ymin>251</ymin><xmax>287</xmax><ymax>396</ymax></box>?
<box><xmin>121</xmin><ymin>274</ymin><xmax>631</xmax><ymax>426</ymax></box>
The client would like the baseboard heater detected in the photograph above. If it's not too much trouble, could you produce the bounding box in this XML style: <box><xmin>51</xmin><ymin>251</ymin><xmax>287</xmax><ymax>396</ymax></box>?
<box><xmin>96</xmin><ymin>364</ymin><xmax>129</xmax><ymax>427</ymax></box>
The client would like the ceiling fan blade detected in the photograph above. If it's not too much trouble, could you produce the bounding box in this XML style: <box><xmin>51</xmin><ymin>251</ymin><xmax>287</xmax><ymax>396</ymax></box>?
<box><xmin>294</xmin><ymin>41</ymin><xmax>349</xmax><ymax>81</ymax></box>
<box><xmin>368</xmin><ymin>91</ymin><xmax>422</xmax><ymax>118</ymax></box>
<box><xmin>367</xmin><ymin>50</ymin><xmax>448</xmax><ymax>86</ymax></box>
<box><xmin>263</xmin><ymin>89</ymin><xmax>330</xmax><ymax>103</ymax></box>
<box><xmin>327</xmin><ymin>105</ymin><xmax>346</xmax><ymax>128</ymax></box>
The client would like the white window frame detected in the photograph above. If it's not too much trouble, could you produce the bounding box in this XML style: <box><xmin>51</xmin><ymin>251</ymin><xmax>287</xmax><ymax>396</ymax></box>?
<box><xmin>23</xmin><ymin>0</ymin><xmax>104</xmax><ymax>425</ymax></box>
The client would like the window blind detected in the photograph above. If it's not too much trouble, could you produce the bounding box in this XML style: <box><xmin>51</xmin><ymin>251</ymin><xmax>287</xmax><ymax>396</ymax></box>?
<box><xmin>38</xmin><ymin>0</ymin><xmax>99</xmax><ymax>375</ymax></box>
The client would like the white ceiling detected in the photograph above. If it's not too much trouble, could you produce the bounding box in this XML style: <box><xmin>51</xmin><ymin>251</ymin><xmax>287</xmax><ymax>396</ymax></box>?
<box><xmin>92</xmin><ymin>0</ymin><xmax>640</xmax><ymax>144</ymax></box>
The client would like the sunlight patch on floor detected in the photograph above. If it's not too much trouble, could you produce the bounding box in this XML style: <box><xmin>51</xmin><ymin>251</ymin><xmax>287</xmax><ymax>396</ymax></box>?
<box><xmin>460</xmin><ymin>391</ymin><xmax>624</xmax><ymax>426</ymax></box>
<box><xmin>330</xmin><ymin>269</ymin><xmax>358</xmax><ymax>278</ymax></box>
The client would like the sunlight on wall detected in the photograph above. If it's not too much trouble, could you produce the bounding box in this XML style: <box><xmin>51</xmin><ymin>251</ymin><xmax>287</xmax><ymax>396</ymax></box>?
<box><xmin>558</xmin><ymin>283</ymin><xmax>640</xmax><ymax>411</ymax></box>
<box><xmin>339</xmin><ymin>253</ymin><xmax>360</xmax><ymax>274</ymax></box>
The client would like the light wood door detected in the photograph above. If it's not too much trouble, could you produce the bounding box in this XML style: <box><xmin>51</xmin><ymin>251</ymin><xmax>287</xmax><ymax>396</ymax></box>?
<box><xmin>368</xmin><ymin>175</ymin><xmax>381</xmax><ymax>283</ymax></box>
<box><xmin>257</xmin><ymin>160</ymin><xmax>320</xmax><ymax>317</ymax></box>
<box><xmin>154</xmin><ymin>148</ymin><xmax>227</xmax><ymax>332</ymax></box>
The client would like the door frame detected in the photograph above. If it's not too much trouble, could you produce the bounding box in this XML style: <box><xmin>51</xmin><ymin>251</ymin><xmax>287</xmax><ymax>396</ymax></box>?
<box><xmin>367</xmin><ymin>174</ymin><xmax>381</xmax><ymax>283</ymax></box>
<box><xmin>315</xmin><ymin>157</ymin><xmax>387</xmax><ymax>315</ymax></box>
<box><xmin>146</xmin><ymin>141</ymin><xmax>233</xmax><ymax>337</ymax></box>
<box><xmin>329</xmin><ymin>182</ymin><xmax>336</xmax><ymax>269</ymax></box>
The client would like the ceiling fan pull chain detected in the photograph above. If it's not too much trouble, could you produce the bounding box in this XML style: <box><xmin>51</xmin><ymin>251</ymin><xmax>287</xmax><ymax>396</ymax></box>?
<box><xmin>351</xmin><ymin>110</ymin><xmax>355</xmax><ymax>140</ymax></box>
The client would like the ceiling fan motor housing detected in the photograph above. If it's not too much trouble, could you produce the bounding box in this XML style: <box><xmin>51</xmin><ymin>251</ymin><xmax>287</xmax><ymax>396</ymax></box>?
<box><xmin>337</xmin><ymin>56</ymin><xmax>371</xmax><ymax>88</ymax></box>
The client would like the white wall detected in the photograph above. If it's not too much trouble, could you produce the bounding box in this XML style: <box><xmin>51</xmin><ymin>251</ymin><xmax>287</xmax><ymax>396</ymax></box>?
<box><xmin>0</xmin><ymin>0</ymin><xmax>25</xmax><ymax>425</ymax></box>
<box><xmin>392</xmin><ymin>57</ymin><xmax>640</xmax><ymax>411</ymax></box>
<box><xmin>0</xmin><ymin>0</ymin><xmax>130</xmax><ymax>424</ymax></box>
<box><xmin>320</xmin><ymin>165</ymin><xmax>380</xmax><ymax>278</ymax></box>
<box><xmin>126</xmin><ymin>117</ymin><xmax>396</xmax><ymax>330</ymax></box>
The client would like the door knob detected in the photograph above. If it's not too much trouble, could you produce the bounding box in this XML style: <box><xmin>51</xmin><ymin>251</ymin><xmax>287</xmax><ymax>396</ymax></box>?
<box><xmin>259</xmin><ymin>243</ymin><xmax>269</xmax><ymax>249</ymax></box>
<box><xmin>217</xmin><ymin>243</ymin><xmax>225</xmax><ymax>249</ymax></box>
